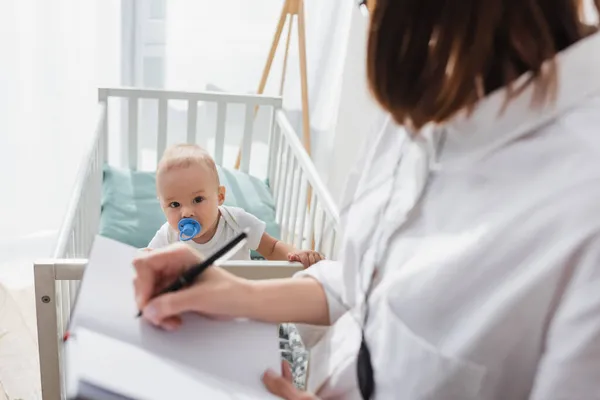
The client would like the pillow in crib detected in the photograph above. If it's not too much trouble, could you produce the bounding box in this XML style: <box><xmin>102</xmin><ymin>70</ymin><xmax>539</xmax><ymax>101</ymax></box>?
<box><xmin>99</xmin><ymin>164</ymin><xmax>280</xmax><ymax>258</ymax></box>
<box><xmin>99</xmin><ymin>166</ymin><xmax>164</xmax><ymax>249</ymax></box>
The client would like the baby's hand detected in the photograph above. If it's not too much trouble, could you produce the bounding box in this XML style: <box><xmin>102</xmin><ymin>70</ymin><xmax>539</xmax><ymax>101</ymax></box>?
<box><xmin>288</xmin><ymin>250</ymin><xmax>325</xmax><ymax>269</ymax></box>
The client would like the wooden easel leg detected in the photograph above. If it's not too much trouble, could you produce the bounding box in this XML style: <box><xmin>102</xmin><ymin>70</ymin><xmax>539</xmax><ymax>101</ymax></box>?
<box><xmin>297</xmin><ymin>0</ymin><xmax>311</xmax><ymax>155</ymax></box>
<box><xmin>234</xmin><ymin>2</ymin><xmax>289</xmax><ymax>169</ymax></box>
<box><xmin>257</xmin><ymin>3</ymin><xmax>289</xmax><ymax>97</ymax></box>
<box><xmin>279</xmin><ymin>15</ymin><xmax>295</xmax><ymax>96</ymax></box>
<box><xmin>295</xmin><ymin>0</ymin><xmax>314</xmax><ymax>225</ymax></box>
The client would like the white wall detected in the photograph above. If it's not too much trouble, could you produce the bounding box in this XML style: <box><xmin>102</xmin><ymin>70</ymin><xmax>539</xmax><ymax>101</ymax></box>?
<box><xmin>0</xmin><ymin>3</ymin><xmax>121</xmax><ymax>398</ymax></box>
<box><xmin>161</xmin><ymin>1</ymin><xmax>355</xmax><ymax>182</ymax></box>
<box><xmin>0</xmin><ymin>0</ymin><xmax>121</xmax><ymax>253</ymax></box>
<box><xmin>326</xmin><ymin>7</ymin><xmax>386</xmax><ymax>205</ymax></box>
<box><xmin>584</xmin><ymin>0</ymin><xmax>600</xmax><ymax>24</ymax></box>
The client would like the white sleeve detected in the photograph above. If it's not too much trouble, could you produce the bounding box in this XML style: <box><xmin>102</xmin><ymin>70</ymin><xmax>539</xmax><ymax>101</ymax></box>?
<box><xmin>227</xmin><ymin>207</ymin><xmax>266</xmax><ymax>250</ymax></box>
<box><xmin>294</xmin><ymin>260</ymin><xmax>348</xmax><ymax>325</ymax></box>
<box><xmin>529</xmin><ymin>238</ymin><xmax>600</xmax><ymax>399</ymax></box>
<box><xmin>290</xmin><ymin>260</ymin><xmax>348</xmax><ymax>350</ymax></box>
<box><xmin>292</xmin><ymin>119</ymin><xmax>394</xmax><ymax>325</ymax></box>
<box><xmin>147</xmin><ymin>223</ymin><xmax>170</xmax><ymax>249</ymax></box>
<box><xmin>294</xmin><ymin>118</ymin><xmax>394</xmax><ymax>320</ymax></box>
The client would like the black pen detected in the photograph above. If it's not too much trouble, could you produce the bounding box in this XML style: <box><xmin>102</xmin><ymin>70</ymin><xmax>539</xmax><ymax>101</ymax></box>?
<box><xmin>136</xmin><ymin>229</ymin><xmax>249</xmax><ymax>318</ymax></box>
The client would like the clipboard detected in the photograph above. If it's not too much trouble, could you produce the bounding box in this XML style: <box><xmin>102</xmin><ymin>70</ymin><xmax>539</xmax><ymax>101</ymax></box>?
<box><xmin>65</xmin><ymin>235</ymin><xmax>280</xmax><ymax>399</ymax></box>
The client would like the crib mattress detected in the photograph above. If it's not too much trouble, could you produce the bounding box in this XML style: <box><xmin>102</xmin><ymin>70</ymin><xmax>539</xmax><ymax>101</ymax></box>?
<box><xmin>98</xmin><ymin>163</ymin><xmax>279</xmax><ymax>254</ymax></box>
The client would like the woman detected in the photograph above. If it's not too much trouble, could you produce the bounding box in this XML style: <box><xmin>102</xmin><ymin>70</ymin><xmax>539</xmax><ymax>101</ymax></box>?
<box><xmin>133</xmin><ymin>0</ymin><xmax>600</xmax><ymax>398</ymax></box>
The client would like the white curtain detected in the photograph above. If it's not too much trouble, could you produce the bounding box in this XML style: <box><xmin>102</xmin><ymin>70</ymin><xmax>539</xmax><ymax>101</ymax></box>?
<box><xmin>165</xmin><ymin>0</ymin><xmax>354</xmax><ymax>179</ymax></box>
<box><xmin>0</xmin><ymin>0</ymin><xmax>119</xmax><ymax>247</ymax></box>
<box><xmin>0</xmin><ymin>1</ymin><xmax>119</xmax><ymax>398</ymax></box>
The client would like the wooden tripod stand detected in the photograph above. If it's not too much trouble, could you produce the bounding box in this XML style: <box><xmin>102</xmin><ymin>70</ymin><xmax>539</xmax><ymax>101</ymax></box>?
<box><xmin>234</xmin><ymin>0</ymin><xmax>311</xmax><ymax>169</ymax></box>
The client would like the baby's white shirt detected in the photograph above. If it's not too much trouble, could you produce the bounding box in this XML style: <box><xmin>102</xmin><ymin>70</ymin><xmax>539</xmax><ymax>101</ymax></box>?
<box><xmin>147</xmin><ymin>205</ymin><xmax>266</xmax><ymax>260</ymax></box>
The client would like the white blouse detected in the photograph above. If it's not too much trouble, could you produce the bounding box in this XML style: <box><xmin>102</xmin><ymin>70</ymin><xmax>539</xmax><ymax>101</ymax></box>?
<box><xmin>300</xmin><ymin>31</ymin><xmax>600</xmax><ymax>399</ymax></box>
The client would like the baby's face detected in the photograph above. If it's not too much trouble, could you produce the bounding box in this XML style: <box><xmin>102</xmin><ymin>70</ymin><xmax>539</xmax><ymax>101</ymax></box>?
<box><xmin>157</xmin><ymin>163</ymin><xmax>225</xmax><ymax>242</ymax></box>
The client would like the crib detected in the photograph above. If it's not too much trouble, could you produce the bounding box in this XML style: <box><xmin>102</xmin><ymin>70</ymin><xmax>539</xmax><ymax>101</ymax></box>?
<box><xmin>33</xmin><ymin>87</ymin><xmax>341</xmax><ymax>400</ymax></box>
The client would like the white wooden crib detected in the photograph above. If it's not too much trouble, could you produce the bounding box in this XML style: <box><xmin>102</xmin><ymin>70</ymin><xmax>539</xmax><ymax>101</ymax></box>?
<box><xmin>34</xmin><ymin>88</ymin><xmax>341</xmax><ymax>399</ymax></box>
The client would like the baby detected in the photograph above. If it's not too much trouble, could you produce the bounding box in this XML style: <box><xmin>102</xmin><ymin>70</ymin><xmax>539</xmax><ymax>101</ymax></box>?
<box><xmin>147</xmin><ymin>143</ymin><xmax>323</xmax><ymax>268</ymax></box>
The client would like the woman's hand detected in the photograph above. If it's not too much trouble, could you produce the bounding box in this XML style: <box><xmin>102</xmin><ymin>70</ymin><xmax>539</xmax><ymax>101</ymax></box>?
<box><xmin>134</xmin><ymin>242</ymin><xmax>331</xmax><ymax>328</ymax></box>
<box><xmin>262</xmin><ymin>361</ymin><xmax>319</xmax><ymax>400</ymax></box>
<box><xmin>132</xmin><ymin>243</ymin><xmax>252</xmax><ymax>331</ymax></box>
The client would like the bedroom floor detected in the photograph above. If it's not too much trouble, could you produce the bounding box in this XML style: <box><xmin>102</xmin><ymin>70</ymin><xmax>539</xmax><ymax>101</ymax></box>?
<box><xmin>0</xmin><ymin>262</ymin><xmax>41</xmax><ymax>400</ymax></box>
<box><xmin>0</xmin><ymin>230</ymin><xmax>60</xmax><ymax>400</ymax></box>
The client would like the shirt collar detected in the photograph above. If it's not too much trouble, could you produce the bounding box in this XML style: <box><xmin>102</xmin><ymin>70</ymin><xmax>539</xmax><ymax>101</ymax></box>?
<box><xmin>429</xmin><ymin>30</ymin><xmax>600</xmax><ymax>166</ymax></box>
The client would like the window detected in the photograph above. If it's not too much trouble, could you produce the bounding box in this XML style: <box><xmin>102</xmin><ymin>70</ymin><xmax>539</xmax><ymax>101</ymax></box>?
<box><xmin>123</xmin><ymin>0</ymin><xmax>166</xmax><ymax>88</ymax></box>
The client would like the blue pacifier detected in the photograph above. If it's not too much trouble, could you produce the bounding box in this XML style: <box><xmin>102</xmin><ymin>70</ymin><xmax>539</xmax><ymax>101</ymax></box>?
<box><xmin>178</xmin><ymin>218</ymin><xmax>202</xmax><ymax>241</ymax></box>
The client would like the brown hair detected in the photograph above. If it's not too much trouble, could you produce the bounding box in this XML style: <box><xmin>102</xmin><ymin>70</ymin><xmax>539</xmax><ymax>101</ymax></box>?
<box><xmin>366</xmin><ymin>0</ymin><xmax>600</xmax><ymax>130</ymax></box>
<box><xmin>157</xmin><ymin>144</ymin><xmax>220</xmax><ymax>186</ymax></box>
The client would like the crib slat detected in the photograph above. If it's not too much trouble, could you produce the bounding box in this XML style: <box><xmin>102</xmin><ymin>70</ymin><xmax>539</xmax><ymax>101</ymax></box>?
<box><xmin>157</xmin><ymin>98</ymin><xmax>168</xmax><ymax>165</ymax></box>
<box><xmin>282</xmin><ymin>157</ymin><xmax>297</xmax><ymax>242</ymax></box>
<box><xmin>71</xmin><ymin>215</ymin><xmax>76</xmax><ymax>257</ymax></box>
<box><xmin>281</xmin><ymin>158</ymin><xmax>294</xmax><ymax>243</ymax></box>
<box><xmin>187</xmin><ymin>99</ymin><xmax>197</xmax><ymax>144</ymax></box>
<box><xmin>215</xmin><ymin>101</ymin><xmax>227</xmax><ymax>165</ymax></box>
<box><xmin>75</xmin><ymin>192</ymin><xmax>81</xmax><ymax>255</ymax></box>
<box><xmin>288</xmin><ymin>165</ymin><xmax>302</xmax><ymax>245</ymax></box>
<box><xmin>61</xmin><ymin>278</ymin><xmax>71</xmax><ymax>395</ymax></box>
<box><xmin>273</xmin><ymin>131</ymin><xmax>285</xmax><ymax>207</ymax></box>
<box><xmin>84</xmin><ymin>182</ymin><xmax>89</xmax><ymax>253</ymax></box>
<box><xmin>57</xmin><ymin>283</ymin><xmax>64</xmax><ymax>335</ymax></box>
<box><xmin>327</xmin><ymin>229</ymin><xmax>337</xmax><ymax>259</ymax></box>
<box><xmin>276</xmin><ymin>146</ymin><xmax>290</xmax><ymax>224</ymax></box>
<box><xmin>69</xmin><ymin>281</ymin><xmax>78</xmax><ymax>312</ymax></box>
<box><xmin>307</xmin><ymin>192</ymin><xmax>318</xmax><ymax>250</ymax></box>
<box><xmin>240</xmin><ymin>104</ymin><xmax>254</xmax><ymax>173</ymax></box>
<box><xmin>88</xmin><ymin>140</ymin><xmax>98</xmax><ymax>252</ymax></box>
<box><xmin>281</xmin><ymin>157</ymin><xmax>292</xmax><ymax>242</ymax></box>
<box><xmin>128</xmin><ymin>97</ymin><xmax>139</xmax><ymax>170</ymax></box>
<box><xmin>266</xmin><ymin>108</ymin><xmax>278</xmax><ymax>186</ymax></box>
<box><xmin>83</xmin><ymin>162</ymin><xmax>89</xmax><ymax>252</ymax></box>
<box><xmin>267</xmin><ymin>123</ymin><xmax>280</xmax><ymax>191</ymax></box>
<box><xmin>315</xmin><ymin>206</ymin><xmax>327</xmax><ymax>253</ymax></box>
<box><xmin>98</xmin><ymin>98</ymin><xmax>109</xmax><ymax>163</ymax></box>
<box><xmin>60</xmin><ymin>281</ymin><xmax>69</xmax><ymax>334</ymax></box>
<box><xmin>70</xmin><ymin>221</ymin><xmax>75</xmax><ymax>258</ymax></box>
<box><xmin>92</xmin><ymin>140</ymin><xmax>101</xmax><ymax>251</ymax></box>
<box><xmin>104</xmin><ymin>104</ymin><xmax>109</xmax><ymax>163</ymax></box>
<box><xmin>295</xmin><ymin>177</ymin><xmax>308</xmax><ymax>249</ymax></box>
<box><xmin>60</xmin><ymin>280</ymin><xmax>69</xmax><ymax>394</ymax></box>
<box><xmin>77</xmin><ymin>207</ymin><xmax>83</xmax><ymax>256</ymax></box>
<box><xmin>66</xmin><ymin>282</ymin><xmax>72</xmax><ymax>324</ymax></box>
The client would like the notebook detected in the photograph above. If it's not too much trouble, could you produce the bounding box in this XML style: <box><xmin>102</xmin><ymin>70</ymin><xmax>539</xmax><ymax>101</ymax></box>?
<box><xmin>65</xmin><ymin>235</ymin><xmax>280</xmax><ymax>400</ymax></box>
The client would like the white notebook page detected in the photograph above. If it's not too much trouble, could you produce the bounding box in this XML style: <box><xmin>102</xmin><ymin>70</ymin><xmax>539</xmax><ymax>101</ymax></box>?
<box><xmin>69</xmin><ymin>235</ymin><xmax>280</xmax><ymax>395</ymax></box>
<box><xmin>67</xmin><ymin>327</ymin><xmax>278</xmax><ymax>400</ymax></box>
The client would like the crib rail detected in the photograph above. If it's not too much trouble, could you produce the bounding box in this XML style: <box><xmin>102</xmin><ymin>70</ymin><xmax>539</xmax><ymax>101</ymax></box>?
<box><xmin>269</xmin><ymin>111</ymin><xmax>340</xmax><ymax>256</ymax></box>
<box><xmin>34</xmin><ymin>259</ymin><xmax>303</xmax><ymax>400</ymax></box>
<box><xmin>54</xmin><ymin>103</ymin><xmax>106</xmax><ymax>259</ymax></box>
<box><xmin>98</xmin><ymin>87</ymin><xmax>283</xmax><ymax>173</ymax></box>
